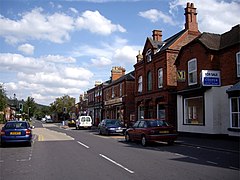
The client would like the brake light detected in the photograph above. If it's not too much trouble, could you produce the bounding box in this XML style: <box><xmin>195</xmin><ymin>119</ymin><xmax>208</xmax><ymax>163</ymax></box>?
<box><xmin>26</xmin><ymin>129</ymin><xmax>31</xmax><ymax>135</ymax></box>
<box><xmin>0</xmin><ymin>130</ymin><xmax>5</xmax><ymax>135</ymax></box>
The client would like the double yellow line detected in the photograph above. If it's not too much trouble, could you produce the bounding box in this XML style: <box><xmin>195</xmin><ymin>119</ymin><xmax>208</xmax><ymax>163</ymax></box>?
<box><xmin>38</xmin><ymin>135</ymin><xmax>44</xmax><ymax>141</ymax></box>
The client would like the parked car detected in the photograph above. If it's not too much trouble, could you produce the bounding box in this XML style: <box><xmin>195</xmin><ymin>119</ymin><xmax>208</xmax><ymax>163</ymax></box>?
<box><xmin>76</xmin><ymin>116</ymin><xmax>92</xmax><ymax>129</ymax></box>
<box><xmin>0</xmin><ymin>121</ymin><xmax>34</xmax><ymax>147</ymax></box>
<box><xmin>125</xmin><ymin>119</ymin><xmax>178</xmax><ymax>146</ymax></box>
<box><xmin>98</xmin><ymin>119</ymin><xmax>126</xmax><ymax>135</ymax></box>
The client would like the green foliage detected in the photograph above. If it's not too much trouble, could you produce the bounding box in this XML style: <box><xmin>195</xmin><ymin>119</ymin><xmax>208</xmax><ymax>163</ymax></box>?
<box><xmin>50</xmin><ymin>95</ymin><xmax>75</xmax><ymax>114</ymax></box>
<box><xmin>0</xmin><ymin>84</ymin><xmax>7</xmax><ymax>111</ymax></box>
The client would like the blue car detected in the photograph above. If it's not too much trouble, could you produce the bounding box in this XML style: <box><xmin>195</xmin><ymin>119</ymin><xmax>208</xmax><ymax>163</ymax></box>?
<box><xmin>0</xmin><ymin>121</ymin><xmax>33</xmax><ymax>147</ymax></box>
<box><xmin>98</xmin><ymin>119</ymin><xmax>126</xmax><ymax>135</ymax></box>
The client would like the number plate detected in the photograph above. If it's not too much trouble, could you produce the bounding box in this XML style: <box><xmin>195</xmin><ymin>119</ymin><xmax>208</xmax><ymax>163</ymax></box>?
<box><xmin>116</xmin><ymin>129</ymin><xmax>123</xmax><ymax>133</ymax></box>
<box><xmin>159</xmin><ymin>130</ymin><xmax>169</xmax><ymax>134</ymax></box>
<box><xmin>10</xmin><ymin>132</ymin><xmax>21</xmax><ymax>135</ymax></box>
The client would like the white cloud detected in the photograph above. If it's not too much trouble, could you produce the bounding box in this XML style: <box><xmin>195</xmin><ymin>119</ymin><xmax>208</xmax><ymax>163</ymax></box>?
<box><xmin>69</xmin><ymin>7</ymin><xmax>78</xmax><ymax>14</ymax></box>
<box><xmin>91</xmin><ymin>57</ymin><xmax>112</xmax><ymax>66</ymax></box>
<box><xmin>18</xmin><ymin>43</ymin><xmax>35</xmax><ymax>55</ymax></box>
<box><xmin>169</xmin><ymin>0</ymin><xmax>240</xmax><ymax>34</ymax></box>
<box><xmin>0</xmin><ymin>53</ymin><xmax>92</xmax><ymax>105</ymax></box>
<box><xmin>0</xmin><ymin>8</ymin><xmax>75</xmax><ymax>44</ymax></box>
<box><xmin>40</xmin><ymin>55</ymin><xmax>76</xmax><ymax>63</ymax></box>
<box><xmin>75</xmin><ymin>10</ymin><xmax>126</xmax><ymax>35</ymax></box>
<box><xmin>139</xmin><ymin>9</ymin><xmax>176</xmax><ymax>25</ymax></box>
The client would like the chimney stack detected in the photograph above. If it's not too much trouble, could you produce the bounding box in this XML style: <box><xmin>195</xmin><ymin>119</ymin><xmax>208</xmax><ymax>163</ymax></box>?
<box><xmin>152</xmin><ymin>30</ymin><xmax>162</xmax><ymax>42</ymax></box>
<box><xmin>111</xmin><ymin>66</ymin><xmax>125</xmax><ymax>81</ymax></box>
<box><xmin>184</xmin><ymin>2</ymin><xmax>198</xmax><ymax>33</ymax></box>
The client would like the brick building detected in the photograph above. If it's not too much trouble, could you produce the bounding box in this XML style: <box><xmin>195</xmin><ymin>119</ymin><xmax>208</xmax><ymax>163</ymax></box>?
<box><xmin>103</xmin><ymin>67</ymin><xmax>135</xmax><ymax>127</ymax></box>
<box><xmin>175</xmin><ymin>24</ymin><xmax>240</xmax><ymax>137</ymax></box>
<box><xmin>134</xmin><ymin>2</ymin><xmax>200</xmax><ymax>127</ymax></box>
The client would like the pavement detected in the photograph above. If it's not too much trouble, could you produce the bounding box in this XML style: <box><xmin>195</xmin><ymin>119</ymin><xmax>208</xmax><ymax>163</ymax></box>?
<box><xmin>1</xmin><ymin>123</ymin><xmax>239</xmax><ymax>154</ymax></box>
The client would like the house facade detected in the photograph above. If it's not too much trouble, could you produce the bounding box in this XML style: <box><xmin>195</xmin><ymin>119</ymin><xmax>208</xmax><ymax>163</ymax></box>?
<box><xmin>102</xmin><ymin>68</ymin><xmax>135</xmax><ymax>127</ymax></box>
<box><xmin>175</xmin><ymin>24</ymin><xmax>240</xmax><ymax>137</ymax></box>
<box><xmin>134</xmin><ymin>2</ymin><xmax>200</xmax><ymax>127</ymax></box>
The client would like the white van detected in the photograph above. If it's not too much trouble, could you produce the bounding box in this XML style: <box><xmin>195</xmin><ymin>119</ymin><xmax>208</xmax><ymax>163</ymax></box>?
<box><xmin>76</xmin><ymin>116</ymin><xmax>92</xmax><ymax>129</ymax></box>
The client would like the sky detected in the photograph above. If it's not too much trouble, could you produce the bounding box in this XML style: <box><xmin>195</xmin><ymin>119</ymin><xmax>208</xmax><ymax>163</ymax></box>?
<box><xmin>0</xmin><ymin>0</ymin><xmax>239</xmax><ymax>106</ymax></box>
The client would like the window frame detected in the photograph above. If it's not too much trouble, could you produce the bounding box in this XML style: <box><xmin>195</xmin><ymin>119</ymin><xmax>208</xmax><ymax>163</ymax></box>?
<box><xmin>146</xmin><ymin>49</ymin><xmax>152</xmax><ymax>62</ymax></box>
<box><xmin>188</xmin><ymin>58</ymin><xmax>197</xmax><ymax>86</ymax></box>
<box><xmin>147</xmin><ymin>71</ymin><xmax>152</xmax><ymax>91</ymax></box>
<box><xmin>237</xmin><ymin>52</ymin><xmax>240</xmax><ymax>78</ymax></box>
<box><xmin>230</xmin><ymin>97</ymin><xmax>240</xmax><ymax>129</ymax></box>
<box><xmin>158</xmin><ymin>68</ymin><xmax>163</xmax><ymax>88</ymax></box>
<box><xmin>138</xmin><ymin>75</ymin><xmax>143</xmax><ymax>93</ymax></box>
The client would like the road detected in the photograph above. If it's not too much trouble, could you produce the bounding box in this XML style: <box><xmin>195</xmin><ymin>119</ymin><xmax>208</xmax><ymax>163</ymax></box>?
<box><xmin>0</xmin><ymin>120</ymin><xmax>239</xmax><ymax>180</ymax></box>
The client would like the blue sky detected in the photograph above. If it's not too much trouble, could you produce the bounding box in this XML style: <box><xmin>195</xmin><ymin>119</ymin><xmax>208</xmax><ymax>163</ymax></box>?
<box><xmin>0</xmin><ymin>0</ymin><xmax>239</xmax><ymax>105</ymax></box>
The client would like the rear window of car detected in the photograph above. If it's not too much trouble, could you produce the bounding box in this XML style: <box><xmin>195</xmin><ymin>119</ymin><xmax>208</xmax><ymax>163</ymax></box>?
<box><xmin>147</xmin><ymin>120</ymin><xmax>169</xmax><ymax>127</ymax></box>
<box><xmin>5</xmin><ymin>122</ymin><xmax>28</xmax><ymax>129</ymax></box>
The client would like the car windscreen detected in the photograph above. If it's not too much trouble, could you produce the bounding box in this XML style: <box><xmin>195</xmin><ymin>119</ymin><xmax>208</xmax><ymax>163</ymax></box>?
<box><xmin>147</xmin><ymin>120</ymin><xmax>169</xmax><ymax>127</ymax></box>
<box><xmin>4</xmin><ymin>122</ymin><xmax>28</xmax><ymax>129</ymax></box>
<box><xmin>106</xmin><ymin>120</ymin><xmax>120</xmax><ymax>126</ymax></box>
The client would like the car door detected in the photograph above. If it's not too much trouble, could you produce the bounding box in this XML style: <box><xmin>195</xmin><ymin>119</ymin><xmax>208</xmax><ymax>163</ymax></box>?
<box><xmin>135</xmin><ymin>121</ymin><xmax>145</xmax><ymax>140</ymax></box>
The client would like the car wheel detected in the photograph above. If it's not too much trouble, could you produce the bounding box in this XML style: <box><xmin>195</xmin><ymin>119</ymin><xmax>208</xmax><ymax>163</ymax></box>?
<box><xmin>125</xmin><ymin>133</ymin><xmax>131</xmax><ymax>142</ymax></box>
<box><xmin>141</xmin><ymin>135</ymin><xmax>147</xmax><ymax>146</ymax></box>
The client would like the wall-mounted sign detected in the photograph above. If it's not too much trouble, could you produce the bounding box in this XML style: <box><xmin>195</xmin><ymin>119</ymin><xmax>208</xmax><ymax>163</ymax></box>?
<box><xmin>201</xmin><ymin>70</ymin><xmax>221</xmax><ymax>86</ymax></box>
<box><xmin>177</xmin><ymin>70</ymin><xmax>186</xmax><ymax>82</ymax></box>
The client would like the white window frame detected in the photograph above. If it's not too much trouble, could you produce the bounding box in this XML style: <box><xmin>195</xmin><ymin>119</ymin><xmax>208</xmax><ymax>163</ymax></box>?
<box><xmin>147</xmin><ymin>71</ymin><xmax>152</xmax><ymax>91</ymax></box>
<box><xmin>158</xmin><ymin>68</ymin><xmax>163</xmax><ymax>88</ymax></box>
<box><xmin>119</xmin><ymin>83</ymin><xmax>122</xmax><ymax>97</ymax></box>
<box><xmin>138</xmin><ymin>76</ymin><xmax>143</xmax><ymax>93</ymax></box>
<box><xmin>188</xmin><ymin>58</ymin><xmax>197</xmax><ymax>85</ymax></box>
<box><xmin>112</xmin><ymin>86</ymin><xmax>115</xmax><ymax>98</ymax></box>
<box><xmin>237</xmin><ymin>52</ymin><xmax>240</xmax><ymax>77</ymax></box>
<box><xmin>230</xmin><ymin>97</ymin><xmax>240</xmax><ymax>129</ymax></box>
<box><xmin>146</xmin><ymin>49</ymin><xmax>152</xmax><ymax>62</ymax></box>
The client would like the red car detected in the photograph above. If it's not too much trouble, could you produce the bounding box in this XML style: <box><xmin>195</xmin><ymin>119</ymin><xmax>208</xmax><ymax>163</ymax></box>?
<box><xmin>125</xmin><ymin>119</ymin><xmax>177</xmax><ymax>146</ymax></box>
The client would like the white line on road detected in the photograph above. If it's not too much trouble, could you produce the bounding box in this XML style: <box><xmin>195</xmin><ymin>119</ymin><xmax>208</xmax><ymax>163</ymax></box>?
<box><xmin>99</xmin><ymin>154</ymin><xmax>134</xmax><ymax>174</ymax></box>
<box><xmin>206</xmin><ymin>161</ymin><xmax>218</xmax><ymax>165</ymax></box>
<box><xmin>77</xmin><ymin>141</ymin><xmax>90</xmax><ymax>149</ymax></box>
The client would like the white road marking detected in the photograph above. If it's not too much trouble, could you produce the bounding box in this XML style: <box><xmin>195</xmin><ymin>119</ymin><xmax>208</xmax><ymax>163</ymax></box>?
<box><xmin>99</xmin><ymin>154</ymin><xmax>134</xmax><ymax>174</ymax></box>
<box><xmin>77</xmin><ymin>141</ymin><xmax>90</xmax><ymax>149</ymax></box>
<box><xmin>206</xmin><ymin>161</ymin><xmax>218</xmax><ymax>165</ymax></box>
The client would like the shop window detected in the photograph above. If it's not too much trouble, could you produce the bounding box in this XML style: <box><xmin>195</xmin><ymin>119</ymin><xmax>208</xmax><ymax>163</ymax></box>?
<box><xmin>237</xmin><ymin>52</ymin><xmax>240</xmax><ymax>77</ymax></box>
<box><xmin>138</xmin><ymin>76</ymin><xmax>143</xmax><ymax>93</ymax></box>
<box><xmin>230</xmin><ymin>97</ymin><xmax>240</xmax><ymax>128</ymax></box>
<box><xmin>147</xmin><ymin>71</ymin><xmax>152</xmax><ymax>91</ymax></box>
<box><xmin>184</xmin><ymin>96</ymin><xmax>204</xmax><ymax>125</ymax></box>
<box><xmin>188</xmin><ymin>58</ymin><xmax>197</xmax><ymax>85</ymax></box>
<box><xmin>158</xmin><ymin>68</ymin><xmax>163</xmax><ymax>88</ymax></box>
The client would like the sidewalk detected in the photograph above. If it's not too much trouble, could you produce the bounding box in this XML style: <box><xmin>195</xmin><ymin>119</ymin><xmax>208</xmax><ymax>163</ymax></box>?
<box><xmin>176</xmin><ymin>135</ymin><xmax>240</xmax><ymax>154</ymax></box>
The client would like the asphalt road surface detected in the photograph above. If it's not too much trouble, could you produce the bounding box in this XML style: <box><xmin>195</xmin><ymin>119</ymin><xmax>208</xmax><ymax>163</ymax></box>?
<box><xmin>0</xmin><ymin>120</ymin><xmax>239</xmax><ymax>180</ymax></box>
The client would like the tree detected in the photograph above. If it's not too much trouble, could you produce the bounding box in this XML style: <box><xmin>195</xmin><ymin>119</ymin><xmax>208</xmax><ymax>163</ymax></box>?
<box><xmin>50</xmin><ymin>95</ymin><xmax>76</xmax><ymax>121</ymax></box>
<box><xmin>0</xmin><ymin>84</ymin><xmax>7</xmax><ymax>111</ymax></box>
<box><xmin>23</xmin><ymin>97</ymin><xmax>37</xmax><ymax>118</ymax></box>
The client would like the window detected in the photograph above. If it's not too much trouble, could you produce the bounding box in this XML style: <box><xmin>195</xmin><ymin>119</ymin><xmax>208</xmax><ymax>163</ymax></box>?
<box><xmin>188</xmin><ymin>58</ymin><xmax>197</xmax><ymax>85</ymax></box>
<box><xmin>147</xmin><ymin>71</ymin><xmax>152</xmax><ymax>91</ymax></box>
<box><xmin>138</xmin><ymin>76</ymin><xmax>143</xmax><ymax>93</ymax></box>
<box><xmin>230</xmin><ymin>97</ymin><xmax>240</xmax><ymax>128</ymax></box>
<box><xmin>158</xmin><ymin>68</ymin><xmax>163</xmax><ymax>88</ymax></box>
<box><xmin>146</xmin><ymin>49</ymin><xmax>152</xmax><ymax>62</ymax></box>
<box><xmin>138</xmin><ymin>106</ymin><xmax>144</xmax><ymax>119</ymax></box>
<box><xmin>112</xmin><ymin>87</ymin><xmax>115</xmax><ymax>98</ymax></box>
<box><xmin>119</xmin><ymin>83</ymin><xmax>122</xmax><ymax>97</ymax></box>
<box><xmin>184</xmin><ymin>96</ymin><xmax>204</xmax><ymax>125</ymax></box>
<box><xmin>157</xmin><ymin>104</ymin><xmax>165</xmax><ymax>120</ymax></box>
<box><xmin>237</xmin><ymin>52</ymin><xmax>240</xmax><ymax>77</ymax></box>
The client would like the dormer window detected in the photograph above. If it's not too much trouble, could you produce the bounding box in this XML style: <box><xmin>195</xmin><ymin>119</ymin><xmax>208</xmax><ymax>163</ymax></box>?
<box><xmin>146</xmin><ymin>49</ymin><xmax>152</xmax><ymax>62</ymax></box>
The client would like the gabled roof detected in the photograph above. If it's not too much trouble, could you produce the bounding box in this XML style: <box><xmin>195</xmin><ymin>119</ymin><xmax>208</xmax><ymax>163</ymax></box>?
<box><xmin>193</xmin><ymin>24</ymin><xmax>240</xmax><ymax>51</ymax></box>
<box><xmin>105</xmin><ymin>70</ymin><xmax>135</xmax><ymax>88</ymax></box>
